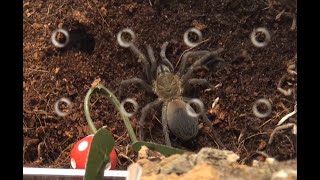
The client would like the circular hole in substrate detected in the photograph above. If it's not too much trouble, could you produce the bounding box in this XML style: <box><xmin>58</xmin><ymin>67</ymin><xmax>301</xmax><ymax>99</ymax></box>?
<box><xmin>121</xmin><ymin>32</ymin><xmax>134</xmax><ymax>43</ymax></box>
<box><xmin>189</xmin><ymin>102</ymin><xmax>200</xmax><ymax>113</ymax></box>
<box><xmin>55</xmin><ymin>32</ymin><xmax>67</xmax><ymax>44</ymax></box>
<box><xmin>123</xmin><ymin>101</ymin><xmax>136</xmax><ymax>114</ymax></box>
<box><xmin>186</xmin><ymin>99</ymin><xmax>204</xmax><ymax>118</ymax></box>
<box><xmin>184</xmin><ymin>28</ymin><xmax>203</xmax><ymax>47</ymax></box>
<box><xmin>252</xmin><ymin>98</ymin><xmax>272</xmax><ymax>118</ymax></box>
<box><xmin>188</xmin><ymin>31</ymin><xmax>201</xmax><ymax>44</ymax></box>
<box><xmin>54</xmin><ymin>97</ymin><xmax>72</xmax><ymax>117</ymax></box>
<box><xmin>120</xmin><ymin>98</ymin><xmax>139</xmax><ymax>117</ymax></box>
<box><xmin>255</xmin><ymin>32</ymin><xmax>267</xmax><ymax>43</ymax></box>
<box><xmin>250</xmin><ymin>28</ymin><xmax>270</xmax><ymax>48</ymax></box>
<box><xmin>51</xmin><ymin>29</ymin><xmax>70</xmax><ymax>48</ymax></box>
<box><xmin>117</xmin><ymin>28</ymin><xmax>136</xmax><ymax>48</ymax></box>
<box><xmin>57</xmin><ymin>101</ymin><xmax>71</xmax><ymax>114</ymax></box>
<box><xmin>256</xmin><ymin>103</ymin><xmax>269</xmax><ymax>114</ymax></box>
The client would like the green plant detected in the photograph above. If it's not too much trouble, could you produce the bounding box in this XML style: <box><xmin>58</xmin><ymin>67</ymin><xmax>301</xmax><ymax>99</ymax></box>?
<box><xmin>84</xmin><ymin>128</ymin><xmax>115</xmax><ymax>180</ymax></box>
<box><xmin>83</xmin><ymin>83</ymin><xmax>185</xmax><ymax>179</ymax></box>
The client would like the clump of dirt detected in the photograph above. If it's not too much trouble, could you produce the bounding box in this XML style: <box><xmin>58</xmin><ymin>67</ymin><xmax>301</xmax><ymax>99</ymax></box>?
<box><xmin>137</xmin><ymin>147</ymin><xmax>297</xmax><ymax>180</ymax></box>
<box><xmin>23</xmin><ymin>0</ymin><xmax>297</xmax><ymax>170</ymax></box>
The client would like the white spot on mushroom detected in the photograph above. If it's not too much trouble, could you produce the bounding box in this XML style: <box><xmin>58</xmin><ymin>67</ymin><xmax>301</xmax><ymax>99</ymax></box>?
<box><xmin>71</xmin><ymin>158</ymin><xmax>76</xmax><ymax>169</ymax></box>
<box><xmin>78</xmin><ymin>141</ymin><xmax>89</xmax><ymax>151</ymax></box>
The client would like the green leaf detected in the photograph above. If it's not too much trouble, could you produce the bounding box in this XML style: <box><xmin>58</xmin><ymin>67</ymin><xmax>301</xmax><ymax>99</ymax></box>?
<box><xmin>84</xmin><ymin>129</ymin><xmax>115</xmax><ymax>180</ymax></box>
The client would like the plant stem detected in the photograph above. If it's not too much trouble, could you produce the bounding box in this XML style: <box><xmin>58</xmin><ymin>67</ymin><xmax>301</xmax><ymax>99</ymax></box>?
<box><xmin>84</xmin><ymin>84</ymin><xmax>138</xmax><ymax>142</ymax></box>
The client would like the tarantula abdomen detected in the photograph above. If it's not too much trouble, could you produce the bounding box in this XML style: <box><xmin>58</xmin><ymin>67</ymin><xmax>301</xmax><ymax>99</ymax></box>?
<box><xmin>166</xmin><ymin>99</ymin><xmax>199</xmax><ymax>141</ymax></box>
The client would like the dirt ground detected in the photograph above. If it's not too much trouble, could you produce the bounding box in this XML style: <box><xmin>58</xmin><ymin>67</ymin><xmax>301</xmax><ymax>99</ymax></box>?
<box><xmin>23</xmin><ymin>0</ymin><xmax>297</xmax><ymax>170</ymax></box>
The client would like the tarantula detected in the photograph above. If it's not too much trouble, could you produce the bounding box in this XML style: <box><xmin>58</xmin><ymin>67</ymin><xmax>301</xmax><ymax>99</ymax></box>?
<box><xmin>118</xmin><ymin>32</ymin><xmax>225</xmax><ymax>148</ymax></box>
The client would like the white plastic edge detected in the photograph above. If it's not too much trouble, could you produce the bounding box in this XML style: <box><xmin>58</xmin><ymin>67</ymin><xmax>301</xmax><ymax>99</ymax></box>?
<box><xmin>23</xmin><ymin>167</ymin><xmax>128</xmax><ymax>177</ymax></box>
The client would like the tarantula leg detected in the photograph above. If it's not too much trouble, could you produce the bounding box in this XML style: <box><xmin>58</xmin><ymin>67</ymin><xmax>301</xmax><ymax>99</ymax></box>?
<box><xmin>119</xmin><ymin>78</ymin><xmax>154</xmax><ymax>97</ymax></box>
<box><xmin>139</xmin><ymin>99</ymin><xmax>162</xmax><ymax>142</ymax></box>
<box><xmin>161</xmin><ymin>104</ymin><xmax>172</xmax><ymax>146</ymax></box>
<box><xmin>201</xmin><ymin>113</ymin><xmax>225</xmax><ymax>149</ymax></box>
<box><xmin>183</xmin><ymin>78</ymin><xmax>213</xmax><ymax>94</ymax></box>
<box><xmin>129</xmin><ymin>44</ymin><xmax>152</xmax><ymax>82</ymax></box>
<box><xmin>187</xmin><ymin>78</ymin><xmax>212</xmax><ymax>89</ymax></box>
<box><xmin>146</xmin><ymin>45</ymin><xmax>157</xmax><ymax>79</ymax></box>
<box><xmin>181</xmin><ymin>48</ymin><xmax>224</xmax><ymax>85</ymax></box>
<box><xmin>160</xmin><ymin>41</ymin><xmax>174</xmax><ymax>71</ymax></box>
<box><xmin>177</xmin><ymin>50</ymin><xmax>209</xmax><ymax>76</ymax></box>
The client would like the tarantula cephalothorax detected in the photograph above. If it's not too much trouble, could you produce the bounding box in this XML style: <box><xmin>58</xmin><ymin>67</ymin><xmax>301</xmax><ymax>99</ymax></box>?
<box><xmin>118</xmin><ymin>30</ymin><xmax>225</xmax><ymax>148</ymax></box>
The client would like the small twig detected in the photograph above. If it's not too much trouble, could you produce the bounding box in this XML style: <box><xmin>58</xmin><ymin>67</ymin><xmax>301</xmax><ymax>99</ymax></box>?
<box><xmin>255</xmin><ymin>151</ymin><xmax>270</xmax><ymax>158</ymax></box>
<box><xmin>125</xmin><ymin>144</ymin><xmax>130</xmax><ymax>156</ymax></box>
<box><xmin>37</xmin><ymin>142</ymin><xmax>44</xmax><ymax>159</ymax></box>
<box><xmin>115</xmin><ymin>130</ymin><xmax>128</xmax><ymax>143</ymax></box>
<box><xmin>239</xmin><ymin>147</ymin><xmax>251</xmax><ymax>164</ymax></box>
<box><xmin>241</xmin><ymin>133</ymin><xmax>268</xmax><ymax>144</ymax></box>
<box><xmin>45</xmin><ymin>98</ymin><xmax>51</xmax><ymax>115</ymax></box>
<box><xmin>277</xmin><ymin>74</ymin><xmax>292</xmax><ymax>96</ymax></box>
<box><xmin>280</xmin><ymin>98</ymin><xmax>295</xmax><ymax>105</ymax></box>
<box><xmin>207</xmin><ymin>133</ymin><xmax>220</xmax><ymax>149</ymax></box>
<box><xmin>119</xmin><ymin>153</ymin><xmax>134</xmax><ymax>163</ymax></box>
<box><xmin>275</xmin><ymin>9</ymin><xmax>286</xmax><ymax>20</ymax></box>
<box><xmin>204</xmin><ymin>83</ymin><xmax>222</xmax><ymax>92</ymax></box>
<box><xmin>259</xmin><ymin>119</ymin><xmax>272</xmax><ymax>128</ymax></box>
<box><xmin>237</xmin><ymin>131</ymin><xmax>244</xmax><ymax>143</ymax></box>
<box><xmin>153</xmin><ymin>114</ymin><xmax>162</xmax><ymax>125</ymax></box>
<box><xmin>214</xmin><ymin>83</ymin><xmax>222</xmax><ymax>89</ymax></box>
<box><xmin>279</xmin><ymin>102</ymin><xmax>290</xmax><ymax>113</ymax></box>
<box><xmin>287</xmin><ymin>64</ymin><xmax>297</xmax><ymax>75</ymax></box>
<box><xmin>240</xmin><ymin>75</ymin><xmax>244</xmax><ymax>90</ymax></box>
<box><xmin>268</xmin><ymin>123</ymin><xmax>297</xmax><ymax>144</ymax></box>
<box><xmin>34</xmin><ymin>113</ymin><xmax>46</xmax><ymax>135</ymax></box>
<box><xmin>284</xmin><ymin>134</ymin><xmax>295</xmax><ymax>153</ymax></box>
<box><xmin>277</xmin><ymin>104</ymin><xmax>297</xmax><ymax>126</ymax></box>
<box><xmin>259</xmin><ymin>110</ymin><xmax>286</xmax><ymax>128</ymax></box>
<box><xmin>238</xmin><ymin>132</ymin><xmax>268</xmax><ymax>149</ymax></box>
<box><xmin>90</xmin><ymin>95</ymin><xmax>101</xmax><ymax>111</ymax></box>
<box><xmin>175</xmin><ymin>38</ymin><xmax>211</xmax><ymax>69</ymax></box>
<box><xmin>26</xmin><ymin>68</ymin><xmax>49</xmax><ymax>73</ymax></box>
<box><xmin>211</xmin><ymin>97</ymin><xmax>220</xmax><ymax>109</ymax></box>
<box><xmin>40</xmin><ymin>3</ymin><xmax>66</xmax><ymax>20</ymax></box>
<box><xmin>53</xmin><ymin>143</ymin><xmax>73</xmax><ymax>164</ymax></box>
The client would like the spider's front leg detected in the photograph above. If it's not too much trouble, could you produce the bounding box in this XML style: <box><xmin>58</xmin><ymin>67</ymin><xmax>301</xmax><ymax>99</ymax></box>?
<box><xmin>119</xmin><ymin>77</ymin><xmax>154</xmax><ymax>97</ymax></box>
<box><xmin>160</xmin><ymin>42</ymin><xmax>174</xmax><ymax>72</ymax></box>
<box><xmin>146</xmin><ymin>45</ymin><xmax>157</xmax><ymax>79</ymax></box>
<box><xmin>181</xmin><ymin>48</ymin><xmax>224</xmax><ymax>85</ymax></box>
<box><xmin>129</xmin><ymin>44</ymin><xmax>153</xmax><ymax>82</ymax></box>
<box><xmin>118</xmin><ymin>29</ymin><xmax>154</xmax><ymax>82</ymax></box>
<box><xmin>182</xmin><ymin>78</ymin><xmax>215</xmax><ymax>94</ymax></box>
<box><xmin>139</xmin><ymin>99</ymin><xmax>162</xmax><ymax>142</ymax></box>
<box><xmin>177</xmin><ymin>50</ymin><xmax>210</xmax><ymax>76</ymax></box>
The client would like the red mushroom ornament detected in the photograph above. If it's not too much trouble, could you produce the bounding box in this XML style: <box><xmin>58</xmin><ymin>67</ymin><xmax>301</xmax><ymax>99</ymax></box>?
<box><xmin>70</xmin><ymin>134</ymin><xmax>117</xmax><ymax>170</ymax></box>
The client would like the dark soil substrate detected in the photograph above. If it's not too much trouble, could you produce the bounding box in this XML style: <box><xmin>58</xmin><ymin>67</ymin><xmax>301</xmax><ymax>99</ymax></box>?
<box><xmin>23</xmin><ymin>0</ymin><xmax>297</xmax><ymax>170</ymax></box>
